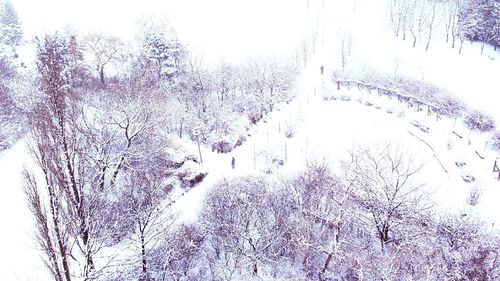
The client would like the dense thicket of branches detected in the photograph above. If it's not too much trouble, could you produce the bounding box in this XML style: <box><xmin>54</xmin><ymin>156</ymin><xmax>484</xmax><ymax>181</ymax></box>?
<box><xmin>388</xmin><ymin>0</ymin><xmax>499</xmax><ymax>53</ymax></box>
<box><xmin>459</xmin><ymin>0</ymin><xmax>500</xmax><ymax>51</ymax></box>
<box><xmin>0</xmin><ymin>0</ymin><xmax>24</xmax><ymax>151</ymax></box>
<box><xmin>12</xmin><ymin>17</ymin><xmax>297</xmax><ymax>280</ymax></box>
<box><xmin>111</xmin><ymin>153</ymin><xmax>499</xmax><ymax>281</ymax></box>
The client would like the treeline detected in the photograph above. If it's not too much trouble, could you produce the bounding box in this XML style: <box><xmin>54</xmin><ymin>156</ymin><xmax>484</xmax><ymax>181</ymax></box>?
<box><xmin>0</xmin><ymin>18</ymin><xmax>298</xmax><ymax>154</ymax></box>
<box><xmin>0</xmin><ymin>0</ymin><xmax>24</xmax><ymax>150</ymax></box>
<box><xmin>110</xmin><ymin>145</ymin><xmax>500</xmax><ymax>280</ymax></box>
<box><xmin>459</xmin><ymin>0</ymin><xmax>500</xmax><ymax>51</ymax></box>
<box><xmin>388</xmin><ymin>0</ymin><xmax>500</xmax><ymax>54</ymax></box>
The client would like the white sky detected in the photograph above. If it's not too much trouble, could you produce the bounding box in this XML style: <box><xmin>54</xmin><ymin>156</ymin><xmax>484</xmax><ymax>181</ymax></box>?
<box><xmin>12</xmin><ymin>0</ymin><xmax>309</xmax><ymax>63</ymax></box>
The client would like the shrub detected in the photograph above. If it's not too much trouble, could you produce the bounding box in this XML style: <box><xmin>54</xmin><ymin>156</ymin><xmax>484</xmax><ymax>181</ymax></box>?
<box><xmin>465</xmin><ymin>110</ymin><xmax>495</xmax><ymax>132</ymax></box>
<box><xmin>492</xmin><ymin>132</ymin><xmax>500</xmax><ymax>150</ymax></box>
<box><xmin>467</xmin><ymin>187</ymin><xmax>482</xmax><ymax>206</ymax></box>
<box><xmin>234</xmin><ymin>134</ymin><xmax>246</xmax><ymax>148</ymax></box>
<box><xmin>284</xmin><ymin>122</ymin><xmax>295</xmax><ymax>138</ymax></box>
<box><xmin>211</xmin><ymin>140</ymin><xmax>233</xmax><ymax>153</ymax></box>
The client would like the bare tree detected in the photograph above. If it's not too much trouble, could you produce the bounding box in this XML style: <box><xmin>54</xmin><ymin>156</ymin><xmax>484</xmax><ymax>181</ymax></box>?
<box><xmin>83</xmin><ymin>32</ymin><xmax>125</xmax><ymax>85</ymax></box>
<box><xmin>424</xmin><ymin>0</ymin><xmax>440</xmax><ymax>51</ymax></box>
<box><xmin>409</xmin><ymin>0</ymin><xmax>427</xmax><ymax>48</ymax></box>
<box><xmin>201</xmin><ymin>176</ymin><xmax>294</xmax><ymax>278</ymax></box>
<box><xmin>343</xmin><ymin>143</ymin><xmax>433</xmax><ymax>252</ymax></box>
<box><xmin>338</xmin><ymin>30</ymin><xmax>353</xmax><ymax>71</ymax></box>
<box><xmin>288</xmin><ymin>162</ymin><xmax>361</xmax><ymax>280</ymax></box>
<box><xmin>442</xmin><ymin>0</ymin><xmax>463</xmax><ymax>47</ymax></box>
<box><xmin>450</xmin><ymin>0</ymin><xmax>464</xmax><ymax>48</ymax></box>
<box><xmin>25</xmin><ymin>34</ymin><xmax>93</xmax><ymax>280</ymax></box>
<box><xmin>389</xmin><ymin>0</ymin><xmax>412</xmax><ymax>40</ymax></box>
<box><xmin>25</xmin><ymin>34</ymin><xmax>159</xmax><ymax>280</ymax></box>
<box><xmin>121</xmin><ymin>157</ymin><xmax>176</xmax><ymax>280</ymax></box>
<box><xmin>213</xmin><ymin>60</ymin><xmax>236</xmax><ymax>107</ymax></box>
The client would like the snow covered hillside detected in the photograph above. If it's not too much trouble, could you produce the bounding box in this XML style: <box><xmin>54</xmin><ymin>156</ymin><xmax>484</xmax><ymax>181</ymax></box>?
<box><xmin>1</xmin><ymin>0</ymin><xmax>499</xmax><ymax>280</ymax></box>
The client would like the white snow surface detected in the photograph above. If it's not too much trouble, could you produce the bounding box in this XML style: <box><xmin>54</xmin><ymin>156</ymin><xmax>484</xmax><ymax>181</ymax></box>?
<box><xmin>0</xmin><ymin>141</ymin><xmax>50</xmax><ymax>280</ymax></box>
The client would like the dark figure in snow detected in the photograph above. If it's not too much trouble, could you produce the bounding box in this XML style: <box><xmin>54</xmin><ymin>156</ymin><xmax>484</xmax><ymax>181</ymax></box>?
<box><xmin>231</xmin><ymin>157</ymin><xmax>235</xmax><ymax>169</ymax></box>
<box><xmin>320</xmin><ymin>65</ymin><xmax>324</xmax><ymax>75</ymax></box>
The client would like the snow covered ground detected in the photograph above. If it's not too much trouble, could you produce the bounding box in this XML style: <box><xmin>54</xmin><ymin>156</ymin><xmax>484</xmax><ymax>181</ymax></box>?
<box><xmin>0</xmin><ymin>141</ymin><xmax>50</xmax><ymax>280</ymax></box>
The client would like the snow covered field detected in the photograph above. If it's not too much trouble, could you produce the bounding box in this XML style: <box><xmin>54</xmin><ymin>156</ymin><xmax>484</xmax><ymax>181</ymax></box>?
<box><xmin>1</xmin><ymin>0</ymin><xmax>499</xmax><ymax>279</ymax></box>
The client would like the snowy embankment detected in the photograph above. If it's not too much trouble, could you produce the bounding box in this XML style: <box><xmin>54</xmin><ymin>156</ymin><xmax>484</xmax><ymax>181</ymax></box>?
<box><xmin>0</xmin><ymin>140</ymin><xmax>50</xmax><ymax>280</ymax></box>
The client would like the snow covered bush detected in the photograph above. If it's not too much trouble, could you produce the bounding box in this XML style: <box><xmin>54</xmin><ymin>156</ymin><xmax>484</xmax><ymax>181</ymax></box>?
<box><xmin>436</xmin><ymin>214</ymin><xmax>500</xmax><ymax>280</ymax></box>
<box><xmin>347</xmin><ymin>71</ymin><xmax>467</xmax><ymax>118</ymax></box>
<box><xmin>284</xmin><ymin>121</ymin><xmax>296</xmax><ymax>138</ymax></box>
<box><xmin>175</xmin><ymin>160</ymin><xmax>207</xmax><ymax>188</ymax></box>
<box><xmin>211</xmin><ymin>140</ymin><xmax>232</xmax><ymax>153</ymax></box>
<box><xmin>467</xmin><ymin>186</ymin><xmax>482</xmax><ymax>206</ymax></box>
<box><xmin>491</xmin><ymin>131</ymin><xmax>500</xmax><ymax>150</ymax></box>
<box><xmin>465</xmin><ymin>110</ymin><xmax>496</xmax><ymax>132</ymax></box>
<box><xmin>142</xmin><ymin>224</ymin><xmax>206</xmax><ymax>281</ymax></box>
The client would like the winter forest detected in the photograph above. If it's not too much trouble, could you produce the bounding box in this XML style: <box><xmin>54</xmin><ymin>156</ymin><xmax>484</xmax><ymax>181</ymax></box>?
<box><xmin>1</xmin><ymin>0</ymin><xmax>500</xmax><ymax>280</ymax></box>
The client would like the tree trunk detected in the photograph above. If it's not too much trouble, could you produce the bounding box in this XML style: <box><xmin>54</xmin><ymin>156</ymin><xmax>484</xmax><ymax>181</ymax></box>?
<box><xmin>197</xmin><ymin>136</ymin><xmax>203</xmax><ymax>164</ymax></box>
<box><xmin>426</xmin><ymin>30</ymin><xmax>432</xmax><ymax>52</ymax></box>
<box><xmin>49</xmin><ymin>187</ymin><xmax>72</xmax><ymax>281</ymax></box>
<box><xmin>141</xmin><ymin>232</ymin><xmax>147</xmax><ymax>273</ymax></box>
<box><xmin>99</xmin><ymin>65</ymin><xmax>105</xmax><ymax>85</ymax></box>
<box><xmin>179</xmin><ymin>120</ymin><xmax>183</xmax><ymax>138</ymax></box>
<box><xmin>319</xmin><ymin>253</ymin><xmax>333</xmax><ymax>281</ymax></box>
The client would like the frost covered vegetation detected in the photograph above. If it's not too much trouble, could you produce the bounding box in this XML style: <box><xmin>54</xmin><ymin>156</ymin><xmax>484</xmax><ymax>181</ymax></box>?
<box><xmin>388</xmin><ymin>0</ymin><xmax>499</xmax><ymax>53</ymax></box>
<box><xmin>1</xmin><ymin>0</ymin><xmax>500</xmax><ymax>280</ymax></box>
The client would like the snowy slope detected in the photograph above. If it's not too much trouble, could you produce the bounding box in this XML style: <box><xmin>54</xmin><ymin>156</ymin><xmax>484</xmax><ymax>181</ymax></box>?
<box><xmin>0</xmin><ymin>140</ymin><xmax>50</xmax><ymax>280</ymax></box>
